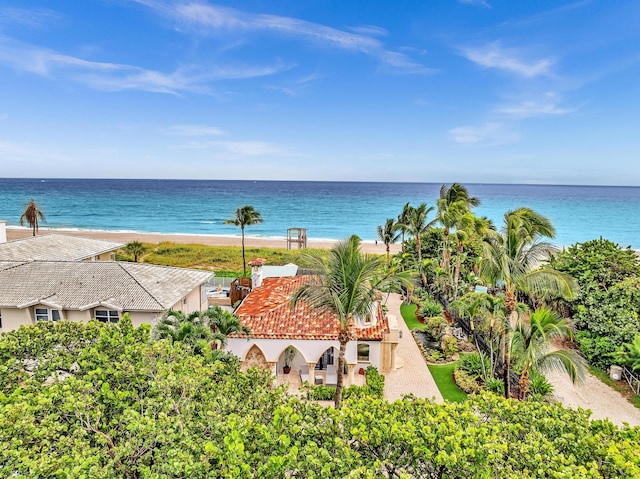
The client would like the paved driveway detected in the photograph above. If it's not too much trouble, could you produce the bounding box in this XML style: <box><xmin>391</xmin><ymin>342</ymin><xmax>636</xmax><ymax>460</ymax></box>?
<box><xmin>383</xmin><ymin>294</ymin><xmax>443</xmax><ymax>403</ymax></box>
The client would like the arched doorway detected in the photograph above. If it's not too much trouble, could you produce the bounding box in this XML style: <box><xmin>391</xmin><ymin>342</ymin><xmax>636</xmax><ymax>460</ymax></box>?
<box><xmin>242</xmin><ymin>345</ymin><xmax>268</xmax><ymax>371</ymax></box>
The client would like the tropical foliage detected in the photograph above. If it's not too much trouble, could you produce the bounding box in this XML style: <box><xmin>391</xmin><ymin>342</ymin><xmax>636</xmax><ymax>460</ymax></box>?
<box><xmin>291</xmin><ymin>235</ymin><xmax>407</xmax><ymax>407</ymax></box>
<box><xmin>551</xmin><ymin>238</ymin><xmax>640</xmax><ymax>369</ymax></box>
<box><xmin>2</xmin><ymin>319</ymin><xmax>639</xmax><ymax>478</ymax></box>
<box><xmin>124</xmin><ymin>240</ymin><xmax>146</xmax><ymax>262</ymax></box>
<box><xmin>19</xmin><ymin>199</ymin><xmax>45</xmax><ymax>236</ymax></box>
<box><xmin>224</xmin><ymin>205</ymin><xmax>264</xmax><ymax>277</ymax></box>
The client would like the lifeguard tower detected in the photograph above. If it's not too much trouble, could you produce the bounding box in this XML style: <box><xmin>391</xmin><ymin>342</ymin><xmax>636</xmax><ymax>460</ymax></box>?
<box><xmin>287</xmin><ymin>227</ymin><xmax>307</xmax><ymax>250</ymax></box>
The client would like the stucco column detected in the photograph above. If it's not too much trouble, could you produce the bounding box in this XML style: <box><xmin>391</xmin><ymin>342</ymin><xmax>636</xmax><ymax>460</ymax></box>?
<box><xmin>390</xmin><ymin>344</ymin><xmax>398</xmax><ymax>371</ymax></box>
<box><xmin>347</xmin><ymin>363</ymin><xmax>356</xmax><ymax>385</ymax></box>
<box><xmin>307</xmin><ymin>362</ymin><xmax>316</xmax><ymax>384</ymax></box>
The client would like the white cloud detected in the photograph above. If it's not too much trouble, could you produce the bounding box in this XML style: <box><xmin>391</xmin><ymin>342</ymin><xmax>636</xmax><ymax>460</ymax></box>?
<box><xmin>165</xmin><ymin>125</ymin><xmax>226</xmax><ymax>136</ymax></box>
<box><xmin>347</xmin><ymin>25</ymin><xmax>388</xmax><ymax>37</ymax></box>
<box><xmin>0</xmin><ymin>36</ymin><xmax>287</xmax><ymax>94</ymax></box>
<box><xmin>0</xmin><ymin>6</ymin><xmax>63</xmax><ymax>29</ymax></box>
<box><xmin>136</xmin><ymin>1</ymin><xmax>429</xmax><ymax>74</ymax></box>
<box><xmin>458</xmin><ymin>0</ymin><xmax>491</xmax><ymax>9</ymax></box>
<box><xmin>449</xmin><ymin>122</ymin><xmax>520</xmax><ymax>145</ymax></box>
<box><xmin>0</xmin><ymin>139</ymin><xmax>67</xmax><ymax>164</ymax></box>
<box><xmin>495</xmin><ymin>92</ymin><xmax>578</xmax><ymax>118</ymax></box>
<box><xmin>460</xmin><ymin>42</ymin><xmax>554</xmax><ymax>78</ymax></box>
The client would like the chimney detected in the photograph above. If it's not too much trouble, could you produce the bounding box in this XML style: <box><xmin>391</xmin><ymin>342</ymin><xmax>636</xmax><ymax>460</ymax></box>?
<box><xmin>0</xmin><ymin>220</ymin><xmax>6</xmax><ymax>244</ymax></box>
<box><xmin>249</xmin><ymin>258</ymin><xmax>266</xmax><ymax>288</ymax></box>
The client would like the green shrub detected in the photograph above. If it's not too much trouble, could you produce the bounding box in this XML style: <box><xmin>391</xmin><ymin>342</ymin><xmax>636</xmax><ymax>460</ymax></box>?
<box><xmin>303</xmin><ymin>384</ymin><xmax>336</xmax><ymax>401</ymax></box>
<box><xmin>305</xmin><ymin>366</ymin><xmax>385</xmax><ymax>401</ymax></box>
<box><xmin>453</xmin><ymin>367</ymin><xmax>481</xmax><ymax>394</ymax></box>
<box><xmin>420</xmin><ymin>298</ymin><xmax>443</xmax><ymax>318</ymax></box>
<box><xmin>441</xmin><ymin>334</ymin><xmax>459</xmax><ymax>358</ymax></box>
<box><xmin>528</xmin><ymin>370</ymin><xmax>554</xmax><ymax>398</ymax></box>
<box><xmin>458</xmin><ymin>352</ymin><xmax>490</xmax><ymax>381</ymax></box>
<box><xmin>484</xmin><ymin>377</ymin><xmax>504</xmax><ymax>395</ymax></box>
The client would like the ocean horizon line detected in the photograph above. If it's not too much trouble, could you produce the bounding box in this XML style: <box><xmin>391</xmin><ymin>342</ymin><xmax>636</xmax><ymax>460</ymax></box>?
<box><xmin>1</xmin><ymin>177</ymin><xmax>639</xmax><ymax>189</ymax></box>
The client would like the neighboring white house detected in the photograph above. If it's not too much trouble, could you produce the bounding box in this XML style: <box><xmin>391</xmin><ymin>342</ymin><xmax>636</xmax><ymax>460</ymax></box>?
<box><xmin>0</xmin><ymin>261</ymin><xmax>213</xmax><ymax>332</ymax></box>
<box><xmin>0</xmin><ymin>232</ymin><xmax>125</xmax><ymax>262</ymax></box>
<box><xmin>227</xmin><ymin>261</ymin><xmax>399</xmax><ymax>386</ymax></box>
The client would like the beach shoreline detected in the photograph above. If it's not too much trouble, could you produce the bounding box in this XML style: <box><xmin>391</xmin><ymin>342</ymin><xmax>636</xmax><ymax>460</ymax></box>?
<box><xmin>5</xmin><ymin>226</ymin><xmax>400</xmax><ymax>255</ymax></box>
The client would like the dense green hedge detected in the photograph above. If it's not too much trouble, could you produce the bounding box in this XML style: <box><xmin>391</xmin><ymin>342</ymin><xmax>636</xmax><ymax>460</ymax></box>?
<box><xmin>1</xmin><ymin>319</ymin><xmax>639</xmax><ymax>478</ymax></box>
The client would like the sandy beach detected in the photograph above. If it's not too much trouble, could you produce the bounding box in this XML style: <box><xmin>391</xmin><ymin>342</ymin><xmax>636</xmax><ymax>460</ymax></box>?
<box><xmin>5</xmin><ymin>227</ymin><xmax>400</xmax><ymax>255</ymax></box>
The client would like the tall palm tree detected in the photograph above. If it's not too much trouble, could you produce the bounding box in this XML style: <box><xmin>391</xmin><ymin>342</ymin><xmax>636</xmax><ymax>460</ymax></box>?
<box><xmin>397</xmin><ymin>202</ymin><xmax>413</xmax><ymax>254</ymax></box>
<box><xmin>479</xmin><ymin>207</ymin><xmax>578</xmax><ymax>398</ymax></box>
<box><xmin>291</xmin><ymin>235</ymin><xmax>405</xmax><ymax>407</ymax></box>
<box><xmin>436</xmin><ymin>183</ymin><xmax>480</xmax><ymax>275</ymax></box>
<box><xmin>224</xmin><ymin>205</ymin><xmax>263</xmax><ymax>277</ymax></box>
<box><xmin>125</xmin><ymin>240</ymin><xmax>146</xmax><ymax>262</ymax></box>
<box><xmin>205</xmin><ymin>305</ymin><xmax>251</xmax><ymax>349</ymax></box>
<box><xmin>20</xmin><ymin>199</ymin><xmax>45</xmax><ymax>236</ymax></box>
<box><xmin>406</xmin><ymin>202</ymin><xmax>435</xmax><ymax>264</ymax></box>
<box><xmin>376</xmin><ymin>218</ymin><xmax>401</xmax><ymax>265</ymax></box>
<box><xmin>511</xmin><ymin>307</ymin><xmax>586</xmax><ymax>399</ymax></box>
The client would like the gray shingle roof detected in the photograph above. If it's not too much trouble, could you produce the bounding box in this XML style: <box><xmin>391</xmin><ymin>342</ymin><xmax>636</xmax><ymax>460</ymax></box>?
<box><xmin>0</xmin><ymin>234</ymin><xmax>125</xmax><ymax>261</ymax></box>
<box><xmin>0</xmin><ymin>261</ymin><xmax>213</xmax><ymax>312</ymax></box>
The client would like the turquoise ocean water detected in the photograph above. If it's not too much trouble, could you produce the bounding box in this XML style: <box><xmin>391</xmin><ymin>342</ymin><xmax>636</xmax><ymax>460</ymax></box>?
<box><xmin>1</xmin><ymin>178</ymin><xmax>639</xmax><ymax>249</ymax></box>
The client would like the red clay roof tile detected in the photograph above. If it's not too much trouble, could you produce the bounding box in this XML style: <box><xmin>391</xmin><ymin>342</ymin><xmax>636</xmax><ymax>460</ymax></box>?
<box><xmin>235</xmin><ymin>276</ymin><xmax>388</xmax><ymax>341</ymax></box>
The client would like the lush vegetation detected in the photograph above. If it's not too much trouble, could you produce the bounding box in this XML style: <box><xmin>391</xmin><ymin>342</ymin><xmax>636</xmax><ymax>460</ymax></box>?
<box><xmin>2</xmin><ymin>319</ymin><xmax>639</xmax><ymax>478</ymax></box>
<box><xmin>399</xmin><ymin>302</ymin><xmax>427</xmax><ymax>330</ymax></box>
<box><xmin>19</xmin><ymin>199</ymin><xmax>45</xmax><ymax>236</ymax></box>
<box><xmin>303</xmin><ymin>366</ymin><xmax>385</xmax><ymax>401</ymax></box>
<box><xmin>551</xmin><ymin>238</ymin><xmax>640</xmax><ymax>370</ymax></box>
<box><xmin>118</xmin><ymin>241</ymin><xmax>313</xmax><ymax>276</ymax></box>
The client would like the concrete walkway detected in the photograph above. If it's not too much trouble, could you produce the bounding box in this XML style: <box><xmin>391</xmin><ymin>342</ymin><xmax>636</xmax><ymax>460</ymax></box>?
<box><xmin>546</xmin><ymin>370</ymin><xmax>640</xmax><ymax>428</ymax></box>
<box><xmin>383</xmin><ymin>294</ymin><xmax>443</xmax><ymax>403</ymax></box>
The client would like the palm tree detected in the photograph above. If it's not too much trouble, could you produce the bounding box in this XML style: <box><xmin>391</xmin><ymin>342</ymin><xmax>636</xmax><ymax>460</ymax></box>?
<box><xmin>20</xmin><ymin>199</ymin><xmax>45</xmax><ymax>236</ymax></box>
<box><xmin>479</xmin><ymin>207</ymin><xmax>578</xmax><ymax>398</ymax></box>
<box><xmin>436</xmin><ymin>183</ymin><xmax>480</xmax><ymax>275</ymax></box>
<box><xmin>224</xmin><ymin>205</ymin><xmax>263</xmax><ymax>277</ymax></box>
<box><xmin>406</xmin><ymin>202</ymin><xmax>435</xmax><ymax>264</ymax></box>
<box><xmin>397</xmin><ymin>202</ymin><xmax>413</xmax><ymax>254</ymax></box>
<box><xmin>376</xmin><ymin>218</ymin><xmax>401</xmax><ymax>265</ymax></box>
<box><xmin>205</xmin><ymin>305</ymin><xmax>251</xmax><ymax>349</ymax></box>
<box><xmin>291</xmin><ymin>235</ymin><xmax>405</xmax><ymax>407</ymax></box>
<box><xmin>125</xmin><ymin>240</ymin><xmax>146</xmax><ymax>262</ymax></box>
<box><xmin>152</xmin><ymin>310</ymin><xmax>217</xmax><ymax>356</ymax></box>
<box><xmin>511</xmin><ymin>307</ymin><xmax>586</xmax><ymax>399</ymax></box>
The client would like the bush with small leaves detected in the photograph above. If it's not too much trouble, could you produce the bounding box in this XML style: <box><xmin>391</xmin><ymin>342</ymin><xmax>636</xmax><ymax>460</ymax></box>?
<box><xmin>441</xmin><ymin>334</ymin><xmax>459</xmax><ymax>358</ymax></box>
<box><xmin>453</xmin><ymin>367</ymin><xmax>481</xmax><ymax>394</ymax></box>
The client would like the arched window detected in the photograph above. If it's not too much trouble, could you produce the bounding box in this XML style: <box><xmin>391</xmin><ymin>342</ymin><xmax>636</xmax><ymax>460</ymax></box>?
<box><xmin>357</xmin><ymin>343</ymin><xmax>370</xmax><ymax>362</ymax></box>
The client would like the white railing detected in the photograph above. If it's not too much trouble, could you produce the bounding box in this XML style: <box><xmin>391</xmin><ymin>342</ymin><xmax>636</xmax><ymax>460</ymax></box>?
<box><xmin>622</xmin><ymin>366</ymin><xmax>640</xmax><ymax>395</ymax></box>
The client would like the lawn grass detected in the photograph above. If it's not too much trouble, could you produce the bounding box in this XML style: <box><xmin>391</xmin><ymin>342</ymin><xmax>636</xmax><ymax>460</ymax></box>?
<box><xmin>428</xmin><ymin>361</ymin><xmax>468</xmax><ymax>403</ymax></box>
<box><xmin>589</xmin><ymin>366</ymin><xmax>640</xmax><ymax>409</ymax></box>
<box><xmin>399</xmin><ymin>302</ymin><xmax>427</xmax><ymax>330</ymax></box>
<box><xmin>116</xmin><ymin>242</ymin><xmax>318</xmax><ymax>276</ymax></box>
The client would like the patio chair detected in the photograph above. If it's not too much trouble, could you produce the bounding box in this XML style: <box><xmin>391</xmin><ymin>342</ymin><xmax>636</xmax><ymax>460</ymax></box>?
<box><xmin>325</xmin><ymin>364</ymin><xmax>338</xmax><ymax>386</ymax></box>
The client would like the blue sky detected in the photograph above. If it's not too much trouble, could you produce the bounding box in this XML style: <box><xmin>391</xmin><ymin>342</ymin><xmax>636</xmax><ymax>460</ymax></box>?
<box><xmin>1</xmin><ymin>1</ymin><xmax>639</xmax><ymax>185</ymax></box>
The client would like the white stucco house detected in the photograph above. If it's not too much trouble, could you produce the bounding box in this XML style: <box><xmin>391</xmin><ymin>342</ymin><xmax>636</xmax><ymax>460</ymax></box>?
<box><xmin>226</xmin><ymin>260</ymin><xmax>399</xmax><ymax>386</ymax></box>
<box><xmin>0</xmin><ymin>260</ymin><xmax>212</xmax><ymax>332</ymax></box>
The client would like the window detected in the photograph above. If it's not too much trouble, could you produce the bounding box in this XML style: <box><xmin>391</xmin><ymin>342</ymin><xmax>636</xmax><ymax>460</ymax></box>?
<box><xmin>315</xmin><ymin>348</ymin><xmax>335</xmax><ymax>370</ymax></box>
<box><xmin>0</xmin><ymin>309</ymin><xmax>2</xmax><ymax>329</ymax></box>
<box><xmin>357</xmin><ymin>344</ymin><xmax>370</xmax><ymax>362</ymax></box>
<box><xmin>95</xmin><ymin>310</ymin><xmax>119</xmax><ymax>323</ymax></box>
<box><xmin>35</xmin><ymin>308</ymin><xmax>61</xmax><ymax>322</ymax></box>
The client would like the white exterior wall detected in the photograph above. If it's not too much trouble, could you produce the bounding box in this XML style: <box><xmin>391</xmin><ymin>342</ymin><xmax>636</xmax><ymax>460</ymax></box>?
<box><xmin>226</xmin><ymin>338</ymin><xmax>368</xmax><ymax>367</ymax></box>
<box><xmin>128</xmin><ymin>311</ymin><xmax>160</xmax><ymax>328</ymax></box>
<box><xmin>0</xmin><ymin>307</ymin><xmax>32</xmax><ymax>331</ymax></box>
<box><xmin>170</xmin><ymin>288</ymin><xmax>202</xmax><ymax>315</ymax></box>
<box><xmin>65</xmin><ymin>310</ymin><xmax>92</xmax><ymax>323</ymax></box>
<box><xmin>357</xmin><ymin>340</ymin><xmax>381</xmax><ymax>371</ymax></box>
<box><xmin>0</xmin><ymin>220</ymin><xmax>6</xmax><ymax>244</ymax></box>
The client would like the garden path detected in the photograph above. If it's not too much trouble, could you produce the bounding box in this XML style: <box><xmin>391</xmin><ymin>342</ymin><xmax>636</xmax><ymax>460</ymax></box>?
<box><xmin>383</xmin><ymin>294</ymin><xmax>444</xmax><ymax>403</ymax></box>
<box><xmin>546</xmin><ymin>370</ymin><xmax>640</xmax><ymax>427</ymax></box>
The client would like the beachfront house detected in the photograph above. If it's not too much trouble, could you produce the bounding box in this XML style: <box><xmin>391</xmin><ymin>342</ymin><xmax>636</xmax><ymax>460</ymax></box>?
<box><xmin>226</xmin><ymin>260</ymin><xmax>399</xmax><ymax>386</ymax></box>
<box><xmin>0</xmin><ymin>230</ymin><xmax>125</xmax><ymax>262</ymax></box>
<box><xmin>0</xmin><ymin>261</ymin><xmax>212</xmax><ymax>332</ymax></box>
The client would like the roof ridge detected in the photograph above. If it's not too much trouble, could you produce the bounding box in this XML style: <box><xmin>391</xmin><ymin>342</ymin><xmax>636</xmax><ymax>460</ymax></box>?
<box><xmin>116</xmin><ymin>262</ymin><xmax>166</xmax><ymax>310</ymax></box>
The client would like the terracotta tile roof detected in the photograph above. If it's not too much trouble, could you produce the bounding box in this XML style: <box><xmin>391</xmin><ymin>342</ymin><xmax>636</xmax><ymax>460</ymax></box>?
<box><xmin>235</xmin><ymin>276</ymin><xmax>389</xmax><ymax>341</ymax></box>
